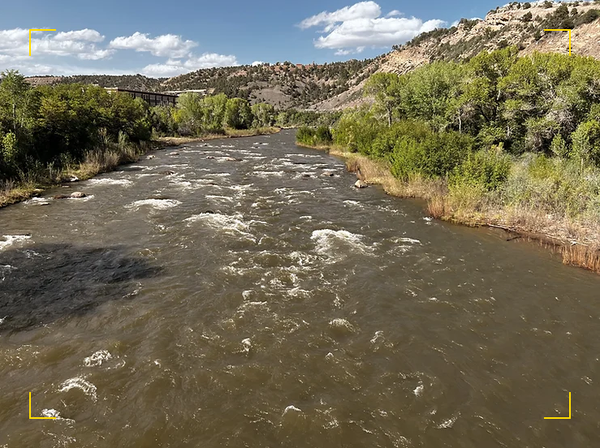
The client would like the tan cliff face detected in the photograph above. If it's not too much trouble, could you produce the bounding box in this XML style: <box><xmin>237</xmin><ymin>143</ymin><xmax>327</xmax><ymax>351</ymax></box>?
<box><xmin>313</xmin><ymin>1</ymin><xmax>600</xmax><ymax>111</ymax></box>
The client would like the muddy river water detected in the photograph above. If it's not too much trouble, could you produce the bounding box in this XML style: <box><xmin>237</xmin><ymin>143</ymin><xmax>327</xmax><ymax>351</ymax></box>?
<box><xmin>1</xmin><ymin>130</ymin><xmax>599</xmax><ymax>447</ymax></box>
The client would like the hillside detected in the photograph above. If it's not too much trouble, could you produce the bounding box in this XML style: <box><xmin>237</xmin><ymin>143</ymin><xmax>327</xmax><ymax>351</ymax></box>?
<box><xmin>23</xmin><ymin>1</ymin><xmax>600</xmax><ymax>111</ymax></box>
<box><xmin>25</xmin><ymin>60</ymin><xmax>377</xmax><ymax>110</ymax></box>
<box><xmin>315</xmin><ymin>1</ymin><xmax>600</xmax><ymax>110</ymax></box>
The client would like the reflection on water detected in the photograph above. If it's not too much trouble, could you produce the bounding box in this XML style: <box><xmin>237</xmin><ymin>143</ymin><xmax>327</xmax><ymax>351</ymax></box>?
<box><xmin>0</xmin><ymin>130</ymin><xmax>598</xmax><ymax>447</ymax></box>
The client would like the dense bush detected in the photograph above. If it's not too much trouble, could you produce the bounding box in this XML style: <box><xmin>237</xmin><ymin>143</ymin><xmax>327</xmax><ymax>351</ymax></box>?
<box><xmin>575</xmin><ymin>9</ymin><xmax>600</xmax><ymax>25</ymax></box>
<box><xmin>296</xmin><ymin>126</ymin><xmax>333</xmax><ymax>146</ymax></box>
<box><xmin>0</xmin><ymin>70</ymin><xmax>152</xmax><ymax>181</ymax></box>
<box><xmin>451</xmin><ymin>148</ymin><xmax>512</xmax><ymax>190</ymax></box>
<box><xmin>389</xmin><ymin>130</ymin><xmax>474</xmax><ymax>181</ymax></box>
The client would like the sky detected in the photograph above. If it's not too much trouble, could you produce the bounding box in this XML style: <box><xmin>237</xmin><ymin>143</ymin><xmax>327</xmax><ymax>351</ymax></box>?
<box><xmin>0</xmin><ymin>0</ymin><xmax>533</xmax><ymax>78</ymax></box>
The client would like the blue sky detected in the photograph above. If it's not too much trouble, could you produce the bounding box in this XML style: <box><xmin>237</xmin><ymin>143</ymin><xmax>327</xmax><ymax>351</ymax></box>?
<box><xmin>0</xmin><ymin>0</ymin><xmax>526</xmax><ymax>77</ymax></box>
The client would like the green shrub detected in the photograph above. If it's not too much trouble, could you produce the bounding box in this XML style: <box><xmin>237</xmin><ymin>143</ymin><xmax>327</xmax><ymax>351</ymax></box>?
<box><xmin>390</xmin><ymin>131</ymin><xmax>474</xmax><ymax>180</ymax></box>
<box><xmin>452</xmin><ymin>148</ymin><xmax>512</xmax><ymax>190</ymax></box>
<box><xmin>575</xmin><ymin>9</ymin><xmax>600</xmax><ymax>26</ymax></box>
<box><xmin>369</xmin><ymin>120</ymin><xmax>431</xmax><ymax>158</ymax></box>
<box><xmin>296</xmin><ymin>125</ymin><xmax>333</xmax><ymax>146</ymax></box>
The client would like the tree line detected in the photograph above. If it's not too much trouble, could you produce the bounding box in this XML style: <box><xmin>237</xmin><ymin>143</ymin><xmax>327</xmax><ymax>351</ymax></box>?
<box><xmin>298</xmin><ymin>47</ymin><xmax>600</xmax><ymax>226</ymax></box>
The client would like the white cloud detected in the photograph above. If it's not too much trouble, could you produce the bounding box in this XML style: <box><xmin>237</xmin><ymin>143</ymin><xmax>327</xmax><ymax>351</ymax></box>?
<box><xmin>300</xmin><ymin>2</ymin><xmax>445</xmax><ymax>52</ymax></box>
<box><xmin>251</xmin><ymin>60</ymin><xmax>265</xmax><ymax>66</ymax></box>
<box><xmin>299</xmin><ymin>1</ymin><xmax>381</xmax><ymax>31</ymax></box>
<box><xmin>109</xmin><ymin>32</ymin><xmax>197</xmax><ymax>58</ymax></box>
<box><xmin>0</xmin><ymin>28</ymin><xmax>235</xmax><ymax>77</ymax></box>
<box><xmin>142</xmin><ymin>52</ymin><xmax>239</xmax><ymax>77</ymax></box>
<box><xmin>54</xmin><ymin>29</ymin><xmax>104</xmax><ymax>43</ymax></box>
<box><xmin>0</xmin><ymin>28</ymin><xmax>112</xmax><ymax>62</ymax></box>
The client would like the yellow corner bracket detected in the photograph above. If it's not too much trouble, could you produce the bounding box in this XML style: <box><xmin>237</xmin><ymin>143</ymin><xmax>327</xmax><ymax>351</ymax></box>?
<box><xmin>29</xmin><ymin>29</ymin><xmax>56</xmax><ymax>56</ymax></box>
<box><xmin>29</xmin><ymin>392</ymin><xmax>56</xmax><ymax>420</ymax></box>
<box><xmin>544</xmin><ymin>392</ymin><xmax>572</xmax><ymax>420</ymax></box>
<box><xmin>544</xmin><ymin>29</ymin><xmax>572</xmax><ymax>56</ymax></box>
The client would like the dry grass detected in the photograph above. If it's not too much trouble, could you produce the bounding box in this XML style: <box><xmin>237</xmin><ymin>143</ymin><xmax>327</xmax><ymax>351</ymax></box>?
<box><xmin>0</xmin><ymin>180</ymin><xmax>39</xmax><ymax>208</ymax></box>
<box><xmin>562</xmin><ymin>244</ymin><xmax>600</xmax><ymax>273</ymax></box>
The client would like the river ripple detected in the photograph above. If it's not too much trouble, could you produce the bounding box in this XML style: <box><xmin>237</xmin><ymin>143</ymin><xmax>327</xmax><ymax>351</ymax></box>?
<box><xmin>0</xmin><ymin>130</ymin><xmax>599</xmax><ymax>447</ymax></box>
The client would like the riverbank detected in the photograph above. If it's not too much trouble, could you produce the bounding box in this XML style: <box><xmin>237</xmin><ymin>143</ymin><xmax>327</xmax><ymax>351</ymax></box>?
<box><xmin>311</xmin><ymin>144</ymin><xmax>600</xmax><ymax>275</ymax></box>
<box><xmin>0</xmin><ymin>127</ymin><xmax>281</xmax><ymax>209</ymax></box>
<box><xmin>155</xmin><ymin>126</ymin><xmax>280</xmax><ymax>147</ymax></box>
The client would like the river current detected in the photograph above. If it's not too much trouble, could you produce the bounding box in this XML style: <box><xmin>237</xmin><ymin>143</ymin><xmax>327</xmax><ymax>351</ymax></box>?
<box><xmin>1</xmin><ymin>130</ymin><xmax>599</xmax><ymax>447</ymax></box>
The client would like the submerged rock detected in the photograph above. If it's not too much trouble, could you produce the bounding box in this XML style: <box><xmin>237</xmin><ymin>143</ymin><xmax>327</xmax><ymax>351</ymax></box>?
<box><xmin>321</xmin><ymin>171</ymin><xmax>335</xmax><ymax>177</ymax></box>
<box><xmin>354</xmin><ymin>180</ymin><xmax>368</xmax><ymax>189</ymax></box>
<box><xmin>147</xmin><ymin>155</ymin><xmax>156</xmax><ymax>160</ymax></box>
<box><xmin>206</xmin><ymin>156</ymin><xmax>215</xmax><ymax>159</ymax></box>
<box><xmin>158</xmin><ymin>170</ymin><xmax>175</xmax><ymax>175</ymax></box>
<box><xmin>224</xmin><ymin>157</ymin><xmax>242</xmax><ymax>162</ymax></box>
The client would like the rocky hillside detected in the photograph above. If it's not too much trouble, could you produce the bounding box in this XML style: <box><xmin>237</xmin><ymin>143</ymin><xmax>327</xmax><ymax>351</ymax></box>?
<box><xmin>26</xmin><ymin>60</ymin><xmax>377</xmax><ymax>110</ymax></box>
<box><xmin>24</xmin><ymin>2</ymin><xmax>600</xmax><ymax>111</ymax></box>
<box><xmin>315</xmin><ymin>1</ymin><xmax>600</xmax><ymax>110</ymax></box>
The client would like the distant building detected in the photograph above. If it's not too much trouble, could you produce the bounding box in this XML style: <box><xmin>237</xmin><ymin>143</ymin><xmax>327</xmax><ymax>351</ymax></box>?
<box><xmin>104</xmin><ymin>88</ymin><xmax>178</xmax><ymax>107</ymax></box>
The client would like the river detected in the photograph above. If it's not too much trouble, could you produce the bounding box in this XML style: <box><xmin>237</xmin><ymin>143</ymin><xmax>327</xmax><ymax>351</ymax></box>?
<box><xmin>0</xmin><ymin>130</ymin><xmax>599</xmax><ymax>447</ymax></box>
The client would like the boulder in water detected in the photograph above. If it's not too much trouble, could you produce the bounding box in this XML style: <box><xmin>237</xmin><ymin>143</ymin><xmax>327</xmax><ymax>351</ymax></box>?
<box><xmin>70</xmin><ymin>192</ymin><xmax>87</xmax><ymax>198</ymax></box>
<box><xmin>147</xmin><ymin>155</ymin><xmax>156</xmax><ymax>160</ymax></box>
<box><xmin>206</xmin><ymin>155</ymin><xmax>215</xmax><ymax>159</ymax></box>
<box><xmin>354</xmin><ymin>180</ymin><xmax>368</xmax><ymax>189</ymax></box>
<box><xmin>321</xmin><ymin>171</ymin><xmax>335</xmax><ymax>177</ymax></box>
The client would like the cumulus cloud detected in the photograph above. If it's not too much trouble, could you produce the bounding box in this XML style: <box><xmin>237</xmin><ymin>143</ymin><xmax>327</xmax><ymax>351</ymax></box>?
<box><xmin>109</xmin><ymin>32</ymin><xmax>197</xmax><ymax>58</ymax></box>
<box><xmin>300</xmin><ymin>1</ymin><xmax>445</xmax><ymax>53</ymax></box>
<box><xmin>142</xmin><ymin>53</ymin><xmax>239</xmax><ymax>77</ymax></box>
<box><xmin>0</xmin><ymin>28</ymin><xmax>236</xmax><ymax>77</ymax></box>
<box><xmin>251</xmin><ymin>60</ymin><xmax>265</xmax><ymax>66</ymax></box>
<box><xmin>0</xmin><ymin>28</ymin><xmax>112</xmax><ymax>62</ymax></box>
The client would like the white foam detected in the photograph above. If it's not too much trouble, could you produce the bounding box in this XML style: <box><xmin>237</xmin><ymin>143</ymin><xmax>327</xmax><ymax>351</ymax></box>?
<box><xmin>240</xmin><ymin>338</ymin><xmax>252</xmax><ymax>354</ymax></box>
<box><xmin>126</xmin><ymin>199</ymin><xmax>181</xmax><ymax>210</ymax></box>
<box><xmin>393</xmin><ymin>237</ymin><xmax>421</xmax><ymax>245</ymax></box>
<box><xmin>59</xmin><ymin>377</ymin><xmax>97</xmax><ymax>402</ymax></box>
<box><xmin>206</xmin><ymin>195</ymin><xmax>235</xmax><ymax>202</ymax></box>
<box><xmin>185</xmin><ymin>213</ymin><xmax>255</xmax><ymax>241</ymax></box>
<box><xmin>343</xmin><ymin>200</ymin><xmax>364</xmax><ymax>208</ymax></box>
<box><xmin>87</xmin><ymin>178</ymin><xmax>133</xmax><ymax>187</ymax></box>
<box><xmin>283</xmin><ymin>405</ymin><xmax>302</xmax><ymax>416</ymax></box>
<box><xmin>23</xmin><ymin>197</ymin><xmax>50</xmax><ymax>205</ymax></box>
<box><xmin>254</xmin><ymin>170</ymin><xmax>284</xmax><ymax>178</ymax></box>
<box><xmin>414</xmin><ymin>384</ymin><xmax>424</xmax><ymax>397</ymax></box>
<box><xmin>329</xmin><ymin>318</ymin><xmax>356</xmax><ymax>333</ymax></box>
<box><xmin>311</xmin><ymin>229</ymin><xmax>371</xmax><ymax>258</ymax></box>
<box><xmin>83</xmin><ymin>350</ymin><xmax>113</xmax><ymax>367</ymax></box>
<box><xmin>0</xmin><ymin>234</ymin><xmax>31</xmax><ymax>251</ymax></box>
<box><xmin>437</xmin><ymin>413</ymin><xmax>459</xmax><ymax>429</ymax></box>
